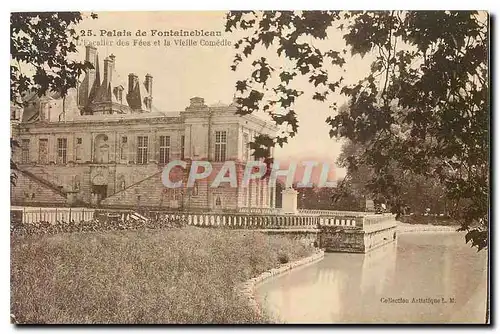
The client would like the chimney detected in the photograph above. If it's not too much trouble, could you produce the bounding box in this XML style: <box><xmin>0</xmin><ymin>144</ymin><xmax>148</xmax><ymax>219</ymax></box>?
<box><xmin>145</xmin><ymin>74</ymin><xmax>153</xmax><ymax>96</ymax></box>
<box><xmin>79</xmin><ymin>46</ymin><xmax>97</xmax><ymax>108</ymax></box>
<box><xmin>127</xmin><ymin>73</ymin><xmax>141</xmax><ymax>110</ymax></box>
<box><xmin>103</xmin><ymin>55</ymin><xmax>115</xmax><ymax>99</ymax></box>
<box><xmin>128</xmin><ymin>73</ymin><xmax>137</xmax><ymax>95</ymax></box>
<box><xmin>190</xmin><ymin>97</ymin><xmax>205</xmax><ymax>107</ymax></box>
<box><xmin>85</xmin><ymin>45</ymin><xmax>97</xmax><ymax>66</ymax></box>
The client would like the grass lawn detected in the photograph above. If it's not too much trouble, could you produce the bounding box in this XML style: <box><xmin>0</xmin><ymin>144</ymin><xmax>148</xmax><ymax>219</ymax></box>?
<box><xmin>11</xmin><ymin>227</ymin><xmax>314</xmax><ymax>324</ymax></box>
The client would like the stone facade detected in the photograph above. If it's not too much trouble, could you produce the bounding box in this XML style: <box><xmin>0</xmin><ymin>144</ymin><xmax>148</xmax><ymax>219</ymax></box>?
<box><xmin>11</xmin><ymin>46</ymin><xmax>277</xmax><ymax>211</ymax></box>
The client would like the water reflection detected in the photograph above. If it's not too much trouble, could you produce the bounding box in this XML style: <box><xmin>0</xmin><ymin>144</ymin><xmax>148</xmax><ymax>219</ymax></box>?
<box><xmin>255</xmin><ymin>232</ymin><xmax>488</xmax><ymax>324</ymax></box>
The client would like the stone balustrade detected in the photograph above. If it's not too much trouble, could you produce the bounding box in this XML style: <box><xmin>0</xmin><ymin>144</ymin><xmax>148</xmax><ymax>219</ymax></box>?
<box><xmin>13</xmin><ymin>206</ymin><xmax>398</xmax><ymax>253</ymax></box>
<box><xmin>16</xmin><ymin>208</ymin><xmax>95</xmax><ymax>224</ymax></box>
<box><xmin>13</xmin><ymin>207</ymin><xmax>396</xmax><ymax>232</ymax></box>
<box><xmin>318</xmin><ymin>216</ymin><xmax>361</xmax><ymax>228</ymax></box>
<box><xmin>362</xmin><ymin>213</ymin><xmax>396</xmax><ymax>228</ymax></box>
<box><xmin>150</xmin><ymin>211</ymin><xmax>319</xmax><ymax>229</ymax></box>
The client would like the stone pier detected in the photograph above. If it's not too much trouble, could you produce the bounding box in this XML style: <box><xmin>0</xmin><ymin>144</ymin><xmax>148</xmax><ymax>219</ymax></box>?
<box><xmin>318</xmin><ymin>214</ymin><xmax>398</xmax><ymax>253</ymax></box>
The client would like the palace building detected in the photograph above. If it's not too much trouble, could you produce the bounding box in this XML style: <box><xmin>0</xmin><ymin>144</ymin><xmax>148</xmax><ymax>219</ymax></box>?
<box><xmin>11</xmin><ymin>45</ymin><xmax>278</xmax><ymax>211</ymax></box>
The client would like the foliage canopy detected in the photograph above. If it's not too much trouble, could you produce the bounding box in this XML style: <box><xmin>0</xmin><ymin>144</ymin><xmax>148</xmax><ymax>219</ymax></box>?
<box><xmin>225</xmin><ymin>11</ymin><xmax>489</xmax><ymax>250</ymax></box>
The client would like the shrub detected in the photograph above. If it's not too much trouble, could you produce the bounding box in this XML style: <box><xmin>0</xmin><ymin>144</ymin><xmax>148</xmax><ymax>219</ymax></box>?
<box><xmin>277</xmin><ymin>252</ymin><xmax>289</xmax><ymax>264</ymax></box>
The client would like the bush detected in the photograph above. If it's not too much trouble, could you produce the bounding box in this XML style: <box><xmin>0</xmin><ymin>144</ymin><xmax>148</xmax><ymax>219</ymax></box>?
<box><xmin>10</xmin><ymin>214</ymin><xmax>188</xmax><ymax>237</ymax></box>
<box><xmin>277</xmin><ymin>252</ymin><xmax>289</xmax><ymax>264</ymax></box>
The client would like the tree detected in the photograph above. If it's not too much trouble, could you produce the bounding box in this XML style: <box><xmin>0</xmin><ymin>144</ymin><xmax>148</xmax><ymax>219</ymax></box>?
<box><xmin>338</xmin><ymin>139</ymin><xmax>448</xmax><ymax>215</ymax></box>
<box><xmin>225</xmin><ymin>11</ymin><xmax>488</xmax><ymax>250</ymax></box>
<box><xmin>10</xmin><ymin>12</ymin><xmax>96</xmax><ymax>185</ymax></box>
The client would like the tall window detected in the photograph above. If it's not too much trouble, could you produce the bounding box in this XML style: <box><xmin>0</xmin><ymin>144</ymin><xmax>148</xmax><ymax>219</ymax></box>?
<box><xmin>180</xmin><ymin>135</ymin><xmax>185</xmax><ymax>160</ymax></box>
<box><xmin>38</xmin><ymin>139</ymin><xmax>48</xmax><ymax>164</ymax></box>
<box><xmin>159</xmin><ymin>135</ymin><xmax>170</xmax><ymax>164</ymax></box>
<box><xmin>214</xmin><ymin>131</ymin><xmax>227</xmax><ymax>162</ymax></box>
<box><xmin>57</xmin><ymin>138</ymin><xmax>67</xmax><ymax>164</ymax></box>
<box><xmin>137</xmin><ymin>136</ymin><xmax>148</xmax><ymax>164</ymax></box>
<box><xmin>21</xmin><ymin>139</ymin><xmax>30</xmax><ymax>164</ymax></box>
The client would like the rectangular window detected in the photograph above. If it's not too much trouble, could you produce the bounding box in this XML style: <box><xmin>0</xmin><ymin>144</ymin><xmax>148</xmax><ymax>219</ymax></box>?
<box><xmin>57</xmin><ymin>138</ymin><xmax>67</xmax><ymax>164</ymax></box>
<box><xmin>159</xmin><ymin>135</ymin><xmax>170</xmax><ymax>164</ymax></box>
<box><xmin>214</xmin><ymin>131</ymin><xmax>227</xmax><ymax>162</ymax></box>
<box><xmin>21</xmin><ymin>139</ymin><xmax>30</xmax><ymax>164</ymax></box>
<box><xmin>38</xmin><ymin>139</ymin><xmax>48</xmax><ymax>164</ymax></box>
<box><xmin>76</xmin><ymin>137</ymin><xmax>82</xmax><ymax>144</ymax></box>
<box><xmin>180</xmin><ymin>135</ymin><xmax>185</xmax><ymax>160</ymax></box>
<box><xmin>137</xmin><ymin>136</ymin><xmax>148</xmax><ymax>164</ymax></box>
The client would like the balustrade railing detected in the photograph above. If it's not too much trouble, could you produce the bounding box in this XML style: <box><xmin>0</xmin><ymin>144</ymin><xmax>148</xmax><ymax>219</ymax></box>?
<box><xmin>362</xmin><ymin>213</ymin><xmax>396</xmax><ymax>228</ymax></box>
<box><xmin>17</xmin><ymin>208</ymin><xmax>96</xmax><ymax>224</ymax></box>
<box><xmin>13</xmin><ymin>206</ymin><xmax>396</xmax><ymax>231</ymax></box>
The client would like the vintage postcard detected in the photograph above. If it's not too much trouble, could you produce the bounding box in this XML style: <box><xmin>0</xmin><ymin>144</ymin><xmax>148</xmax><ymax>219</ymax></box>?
<box><xmin>10</xmin><ymin>11</ymin><xmax>489</xmax><ymax>324</ymax></box>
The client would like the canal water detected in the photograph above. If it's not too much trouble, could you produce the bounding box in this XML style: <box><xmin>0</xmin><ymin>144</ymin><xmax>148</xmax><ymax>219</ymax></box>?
<box><xmin>255</xmin><ymin>232</ymin><xmax>488</xmax><ymax>324</ymax></box>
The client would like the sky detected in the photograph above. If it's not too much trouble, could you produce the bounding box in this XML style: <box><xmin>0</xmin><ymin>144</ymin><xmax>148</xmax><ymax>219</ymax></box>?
<box><xmin>73</xmin><ymin>11</ymin><xmax>377</xmax><ymax>179</ymax></box>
